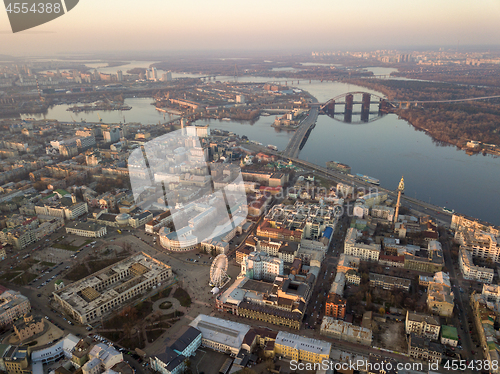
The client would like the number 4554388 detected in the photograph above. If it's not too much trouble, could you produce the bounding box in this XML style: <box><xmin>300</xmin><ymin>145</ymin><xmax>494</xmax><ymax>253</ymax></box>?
<box><xmin>6</xmin><ymin>2</ymin><xmax>61</xmax><ymax>14</ymax></box>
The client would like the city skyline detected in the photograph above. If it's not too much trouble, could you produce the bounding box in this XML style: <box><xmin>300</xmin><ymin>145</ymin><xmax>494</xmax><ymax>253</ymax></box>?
<box><xmin>1</xmin><ymin>0</ymin><xmax>500</xmax><ymax>56</ymax></box>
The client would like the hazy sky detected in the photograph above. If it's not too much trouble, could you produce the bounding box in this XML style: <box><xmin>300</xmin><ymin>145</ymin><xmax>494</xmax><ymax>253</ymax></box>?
<box><xmin>1</xmin><ymin>0</ymin><xmax>500</xmax><ymax>56</ymax></box>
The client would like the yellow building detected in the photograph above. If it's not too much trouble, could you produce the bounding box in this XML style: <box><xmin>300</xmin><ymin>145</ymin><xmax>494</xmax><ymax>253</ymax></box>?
<box><xmin>274</xmin><ymin>331</ymin><xmax>331</xmax><ymax>364</ymax></box>
<box><xmin>14</xmin><ymin>314</ymin><xmax>44</xmax><ymax>342</ymax></box>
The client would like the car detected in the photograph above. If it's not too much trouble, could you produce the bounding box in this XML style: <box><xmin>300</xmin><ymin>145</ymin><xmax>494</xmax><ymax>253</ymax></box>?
<box><xmin>37</xmin><ymin>293</ymin><xmax>41</xmax><ymax>297</ymax></box>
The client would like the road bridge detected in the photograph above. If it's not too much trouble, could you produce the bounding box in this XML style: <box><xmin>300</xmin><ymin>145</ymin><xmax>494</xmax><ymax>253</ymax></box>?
<box><xmin>283</xmin><ymin>104</ymin><xmax>319</xmax><ymax>158</ymax></box>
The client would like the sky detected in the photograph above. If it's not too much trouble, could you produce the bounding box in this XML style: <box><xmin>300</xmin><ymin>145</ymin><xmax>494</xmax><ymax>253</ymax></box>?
<box><xmin>1</xmin><ymin>0</ymin><xmax>500</xmax><ymax>56</ymax></box>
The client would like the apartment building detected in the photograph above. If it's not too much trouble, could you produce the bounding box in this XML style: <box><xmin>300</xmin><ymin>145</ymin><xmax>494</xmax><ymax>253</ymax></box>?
<box><xmin>369</xmin><ymin>273</ymin><xmax>411</xmax><ymax>292</ymax></box>
<box><xmin>408</xmin><ymin>333</ymin><xmax>443</xmax><ymax>363</ymax></box>
<box><xmin>325</xmin><ymin>293</ymin><xmax>347</xmax><ymax>319</ymax></box>
<box><xmin>344</xmin><ymin>228</ymin><xmax>381</xmax><ymax>261</ymax></box>
<box><xmin>459</xmin><ymin>247</ymin><xmax>494</xmax><ymax>283</ymax></box>
<box><xmin>405</xmin><ymin>311</ymin><xmax>441</xmax><ymax>340</ymax></box>
<box><xmin>241</xmin><ymin>251</ymin><xmax>284</xmax><ymax>281</ymax></box>
<box><xmin>456</xmin><ymin>229</ymin><xmax>500</xmax><ymax>262</ymax></box>
<box><xmin>0</xmin><ymin>289</ymin><xmax>31</xmax><ymax>326</ymax></box>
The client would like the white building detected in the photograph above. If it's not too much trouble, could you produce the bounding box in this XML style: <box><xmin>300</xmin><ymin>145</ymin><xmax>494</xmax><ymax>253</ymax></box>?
<box><xmin>65</xmin><ymin>222</ymin><xmax>107</xmax><ymax>238</ymax></box>
<box><xmin>189</xmin><ymin>314</ymin><xmax>250</xmax><ymax>356</ymax></box>
<box><xmin>53</xmin><ymin>252</ymin><xmax>172</xmax><ymax>324</ymax></box>
<box><xmin>371</xmin><ymin>205</ymin><xmax>395</xmax><ymax>221</ymax></box>
<box><xmin>405</xmin><ymin>311</ymin><xmax>441</xmax><ymax>340</ymax></box>
<box><xmin>482</xmin><ymin>284</ymin><xmax>500</xmax><ymax>303</ymax></box>
<box><xmin>459</xmin><ymin>247</ymin><xmax>494</xmax><ymax>283</ymax></box>
<box><xmin>456</xmin><ymin>229</ymin><xmax>500</xmax><ymax>262</ymax></box>
<box><xmin>344</xmin><ymin>228</ymin><xmax>380</xmax><ymax>261</ymax></box>
<box><xmin>185</xmin><ymin>125</ymin><xmax>210</xmax><ymax>138</ymax></box>
<box><xmin>241</xmin><ymin>251</ymin><xmax>283</xmax><ymax>281</ymax></box>
<box><xmin>31</xmin><ymin>333</ymin><xmax>79</xmax><ymax>365</ymax></box>
<box><xmin>87</xmin><ymin>343</ymin><xmax>123</xmax><ymax>371</ymax></box>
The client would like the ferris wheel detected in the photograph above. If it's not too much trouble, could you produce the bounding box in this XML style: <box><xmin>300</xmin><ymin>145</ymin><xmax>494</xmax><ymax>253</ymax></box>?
<box><xmin>210</xmin><ymin>254</ymin><xmax>228</xmax><ymax>288</ymax></box>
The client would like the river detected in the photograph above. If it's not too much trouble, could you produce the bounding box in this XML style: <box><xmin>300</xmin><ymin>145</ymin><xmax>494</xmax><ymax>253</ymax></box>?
<box><xmin>19</xmin><ymin>68</ymin><xmax>500</xmax><ymax>225</ymax></box>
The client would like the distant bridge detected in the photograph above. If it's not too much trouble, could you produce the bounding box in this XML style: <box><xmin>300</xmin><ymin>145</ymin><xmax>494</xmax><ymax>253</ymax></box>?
<box><xmin>316</xmin><ymin>92</ymin><xmax>391</xmax><ymax>124</ymax></box>
<box><xmin>314</xmin><ymin>91</ymin><xmax>500</xmax><ymax>122</ymax></box>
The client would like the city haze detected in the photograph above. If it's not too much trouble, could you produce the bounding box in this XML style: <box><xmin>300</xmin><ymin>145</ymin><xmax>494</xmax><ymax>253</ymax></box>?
<box><xmin>1</xmin><ymin>0</ymin><xmax>500</xmax><ymax>56</ymax></box>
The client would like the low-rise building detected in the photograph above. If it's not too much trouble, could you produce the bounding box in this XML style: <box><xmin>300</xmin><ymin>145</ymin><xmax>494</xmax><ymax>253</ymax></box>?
<box><xmin>189</xmin><ymin>314</ymin><xmax>250</xmax><ymax>356</ymax></box>
<box><xmin>53</xmin><ymin>252</ymin><xmax>172</xmax><ymax>324</ymax></box>
<box><xmin>14</xmin><ymin>314</ymin><xmax>44</xmax><ymax>342</ymax></box>
<box><xmin>31</xmin><ymin>333</ymin><xmax>79</xmax><ymax>365</ymax></box>
<box><xmin>0</xmin><ymin>289</ymin><xmax>31</xmax><ymax>326</ymax></box>
<box><xmin>345</xmin><ymin>269</ymin><xmax>361</xmax><ymax>285</ymax></box>
<box><xmin>408</xmin><ymin>333</ymin><xmax>443</xmax><ymax>363</ymax></box>
<box><xmin>235</xmin><ymin>246</ymin><xmax>253</xmax><ymax>264</ymax></box>
<box><xmin>427</xmin><ymin>272</ymin><xmax>454</xmax><ymax>317</ymax></box>
<box><xmin>320</xmin><ymin>317</ymin><xmax>372</xmax><ymax>346</ymax></box>
<box><xmin>405</xmin><ymin>311</ymin><xmax>440</xmax><ymax>340</ymax></box>
<box><xmin>440</xmin><ymin>325</ymin><xmax>459</xmax><ymax>347</ymax></box>
<box><xmin>65</xmin><ymin>222</ymin><xmax>107</xmax><ymax>238</ymax></box>
<box><xmin>3</xmin><ymin>345</ymin><xmax>30</xmax><ymax>374</ymax></box>
<box><xmin>84</xmin><ymin>343</ymin><xmax>123</xmax><ymax>372</ymax></box>
<box><xmin>482</xmin><ymin>284</ymin><xmax>500</xmax><ymax>303</ymax></box>
<box><xmin>369</xmin><ymin>273</ymin><xmax>411</xmax><ymax>292</ymax></box>
<box><xmin>275</xmin><ymin>331</ymin><xmax>331</xmax><ymax>364</ymax></box>
<box><xmin>344</xmin><ymin>228</ymin><xmax>380</xmax><ymax>261</ymax></box>
<box><xmin>150</xmin><ymin>326</ymin><xmax>202</xmax><ymax>374</ymax></box>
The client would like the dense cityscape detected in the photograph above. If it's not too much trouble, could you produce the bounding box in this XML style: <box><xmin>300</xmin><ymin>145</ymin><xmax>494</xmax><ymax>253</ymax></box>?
<box><xmin>1</xmin><ymin>1</ymin><xmax>500</xmax><ymax>374</ymax></box>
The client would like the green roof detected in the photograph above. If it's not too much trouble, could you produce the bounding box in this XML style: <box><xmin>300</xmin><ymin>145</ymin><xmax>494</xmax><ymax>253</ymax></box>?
<box><xmin>55</xmin><ymin>189</ymin><xmax>70</xmax><ymax>196</ymax></box>
<box><xmin>441</xmin><ymin>325</ymin><xmax>458</xmax><ymax>340</ymax></box>
<box><xmin>55</xmin><ymin>279</ymin><xmax>64</xmax><ymax>285</ymax></box>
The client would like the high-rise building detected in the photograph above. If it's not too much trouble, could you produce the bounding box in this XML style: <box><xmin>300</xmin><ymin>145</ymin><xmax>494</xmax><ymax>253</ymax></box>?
<box><xmin>151</xmin><ymin>67</ymin><xmax>157</xmax><ymax>81</ymax></box>
<box><xmin>117</xmin><ymin>70</ymin><xmax>123</xmax><ymax>82</ymax></box>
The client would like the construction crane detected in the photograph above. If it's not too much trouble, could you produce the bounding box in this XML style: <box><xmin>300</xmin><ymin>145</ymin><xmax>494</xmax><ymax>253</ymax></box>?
<box><xmin>97</xmin><ymin>113</ymin><xmax>102</xmax><ymax>122</ymax></box>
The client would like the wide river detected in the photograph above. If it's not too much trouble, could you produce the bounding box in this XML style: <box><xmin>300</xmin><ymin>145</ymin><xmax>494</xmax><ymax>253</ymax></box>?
<box><xmin>21</xmin><ymin>64</ymin><xmax>500</xmax><ymax>225</ymax></box>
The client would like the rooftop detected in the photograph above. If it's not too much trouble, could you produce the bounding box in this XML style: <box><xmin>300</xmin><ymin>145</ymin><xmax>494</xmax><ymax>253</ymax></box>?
<box><xmin>189</xmin><ymin>314</ymin><xmax>250</xmax><ymax>350</ymax></box>
<box><xmin>53</xmin><ymin>252</ymin><xmax>171</xmax><ymax>316</ymax></box>
<box><xmin>276</xmin><ymin>331</ymin><xmax>331</xmax><ymax>356</ymax></box>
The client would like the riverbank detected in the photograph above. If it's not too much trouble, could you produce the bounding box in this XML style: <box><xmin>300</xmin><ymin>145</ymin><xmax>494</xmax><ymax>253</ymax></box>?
<box><xmin>343</xmin><ymin>78</ymin><xmax>500</xmax><ymax>156</ymax></box>
<box><xmin>395</xmin><ymin>108</ymin><xmax>500</xmax><ymax>157</ymax></box>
